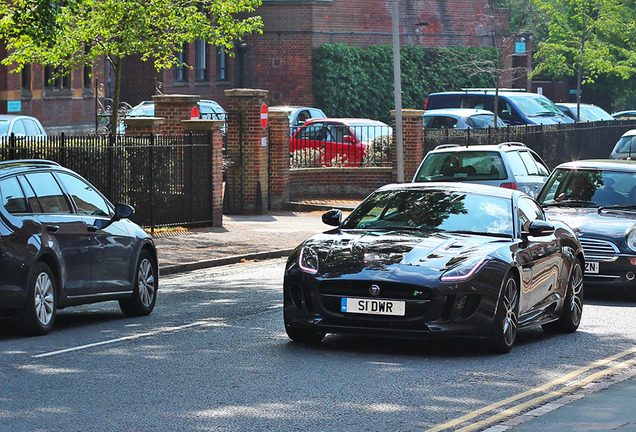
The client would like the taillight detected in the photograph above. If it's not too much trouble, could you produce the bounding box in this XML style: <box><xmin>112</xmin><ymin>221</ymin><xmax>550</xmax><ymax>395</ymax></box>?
<box><xmin>424</xmin><ymin>98</ymin><xmax>429</xmax><ymax>111</ymax></box>
<box><xmin>500</xmin><ymin>182</ymin><xmax>517</xmax><ymax>190</ymax></box>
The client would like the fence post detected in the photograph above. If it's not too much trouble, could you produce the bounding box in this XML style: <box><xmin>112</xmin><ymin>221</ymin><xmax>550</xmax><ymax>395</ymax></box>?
<box><xmin>149</xmin><ymin>133</ymin><xmax>154</xmax><ymax>232</ymax></box>
<box><xmin>60</xmin><ymin>132</ymin><xmax>66</xmax><ymax>166</ymax></box>
<box><xmin>9</xmin><ymin>133</ymin><xmax>16</xmax><ymax>160</ymax></box>
<box><xmin>189</xmin><ymin>131</ymin><xmax>195</xmax><ymax>223</ymax></box>
<box><xmin>107</xmin><ymin>133</ymin><xmax>114</xmax><ymax>200</ymax></box>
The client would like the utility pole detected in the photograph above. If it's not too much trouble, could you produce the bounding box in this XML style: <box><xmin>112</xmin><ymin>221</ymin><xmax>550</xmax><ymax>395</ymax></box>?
<box><xmin>392</xmin><ymin>0</ymin><xmax>404</xmax><ymax>183</ymax></box>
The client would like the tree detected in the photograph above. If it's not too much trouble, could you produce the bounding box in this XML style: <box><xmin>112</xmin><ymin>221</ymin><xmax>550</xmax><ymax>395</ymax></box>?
<box><xmin>0</xmin><ymin>0</ymin><xmax>263</xmax><ymax>134</ymax></box>
<box><xmin>530</xmin><ymin>0</ymin><xmax>636</xmax><ymax>119</ymax></box>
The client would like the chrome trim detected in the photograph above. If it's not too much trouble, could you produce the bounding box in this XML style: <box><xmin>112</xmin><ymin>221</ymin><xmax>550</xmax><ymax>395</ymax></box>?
<box><xmin>584</xmin><ymin>274</ymin><xmax>621</xmax><ymax>279</ymax></box>
<box><xmin>67</xmin><ymin>290</ymin><xmax>133</xmax><ymax>299</ymax></box>
<box><xmin>579</xmin><ymin>238</ymin><xmax>620</xmax><ymax>262</ymax></box>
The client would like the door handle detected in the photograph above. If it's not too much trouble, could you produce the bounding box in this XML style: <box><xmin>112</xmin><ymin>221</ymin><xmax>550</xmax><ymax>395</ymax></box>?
<box><xmin>46</xmin><ymin>225</ymin><xmax>59</xmax><ymax>233</ymax></box>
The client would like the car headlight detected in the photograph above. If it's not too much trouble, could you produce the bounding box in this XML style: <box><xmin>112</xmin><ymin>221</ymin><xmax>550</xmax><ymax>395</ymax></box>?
<box><xmin>627</xmin><ymin>227</ymin><xmax>636</xmax><ymax>252</ymax></box>
<box><xmin>299</xmin><ymin>246</ymin><xmax>319</xmax><ymax>274</ymax></box>
<box><xmin>440</xmin><ymin>256</ymin><xmax>490</xmax><ymax>282</ymax></box>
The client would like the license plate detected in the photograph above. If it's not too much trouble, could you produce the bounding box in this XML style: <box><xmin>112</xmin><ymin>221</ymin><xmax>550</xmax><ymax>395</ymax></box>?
<box><xmin>585</xmin><ymin>262</ymin><xmax>599</xmax><ymax>274</ymax></box>
<box><xmin>341</xmin><ymin>298</ymin><xmax>405</xmax><ymax>316</ymax></box>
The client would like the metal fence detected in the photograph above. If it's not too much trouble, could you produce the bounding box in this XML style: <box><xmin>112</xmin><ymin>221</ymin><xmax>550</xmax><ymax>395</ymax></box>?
<box><xmin>0</xmin><ymin>132</ymin><xmax>216</xmax><ymax>230</ymax></box>
<box><xmin>421</xmin><ymin>120</ymin><xmax>636</xmax><ymax>169</ymax></box>
<box><xmin>290</xmin><ymin>123</ymin><xmax>393</xmax><ymax>168</ymax></box>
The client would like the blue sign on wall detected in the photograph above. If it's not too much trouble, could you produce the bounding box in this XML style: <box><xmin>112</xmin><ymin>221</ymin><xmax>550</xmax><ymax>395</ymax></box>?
<box><xmin>515</xmin><ymin>42</ymin><xmax>526</xmax><ymax>53</ymax></box>
<box><xmin>7</xmin><ymin>100</ymin><xmax>21</xmax><ymax>112</ymax></box>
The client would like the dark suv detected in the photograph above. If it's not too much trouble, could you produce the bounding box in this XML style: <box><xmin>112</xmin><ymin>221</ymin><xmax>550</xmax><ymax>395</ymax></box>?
<box><xmin>0</xmin><ymin>160</ymin><xmax>158</xmax><ymax>335</ymax></box>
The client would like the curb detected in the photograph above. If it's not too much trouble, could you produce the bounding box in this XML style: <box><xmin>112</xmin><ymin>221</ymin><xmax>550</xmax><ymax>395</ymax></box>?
<box><xmin>159</xmin><ymin>248</ymin><xmax>293</xmax><ymax>276</ymax></box>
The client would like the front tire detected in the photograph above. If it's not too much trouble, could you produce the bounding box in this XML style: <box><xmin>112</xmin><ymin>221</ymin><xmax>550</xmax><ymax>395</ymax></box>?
<box><xmin>489</xmin><ymin>274</ymin><xmax>518</xmax><ymax>354</ymax></box>
<box><xmin>16</xmin><ymin>262</ymin><xmax>57</xmax><ymax>336</ymax></box>
<box><xmin>119</xmin><ymin>249</ymin><xmax>157</xmax><ymax>317</ymax></box>
<box><xmin>543</xmin><ymin>260</ymin><xmax>583</xmax><ymax>333</ymax></box>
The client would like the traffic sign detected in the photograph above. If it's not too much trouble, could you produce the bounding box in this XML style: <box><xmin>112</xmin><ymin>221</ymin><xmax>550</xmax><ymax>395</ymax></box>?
<box><xmin>260</xmin><ymin>104</ymin><xmax>268</xmax><ymax>128</ymax></box>
<box><xmin>190</xmin><ymin>106</ymin><xmax>200</xmax><ymax>119</ymax></box>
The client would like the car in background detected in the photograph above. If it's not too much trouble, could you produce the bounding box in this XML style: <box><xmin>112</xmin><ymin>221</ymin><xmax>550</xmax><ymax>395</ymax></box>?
<box><xmin>422</xmin><ymin>108</ymin><xmax>506</xmax><ymax>130</ymax></box>
<box><xmin>610</xmin><ymin>129</ymin><xmax>636</xmax><ymax>160</ymax></box>
<box><xmin>0</xmin><ymin>160</ymin><xmax>158</xmax><ymax>335</ymax></box>
<box><xmin>536</xmin><ymin>160</ymin><xmax>636</xmax><ymax>290</ymax></box>
<box><xmin>284</xmin><ymin>182</ymin><xmax>583</xmax><ymax>353</ymax></box>
<box><xmin>119</xmin><ymin>99</ymin><xmax>226</xmax><ymax>134</ymax></box>
<box><xmin>269</xmin><ymin>105</ymin><xmax>327</xmax><ymax>132</ymax></box>
<box><xmin>412</xmin><ymin>142</ymin><xmax>550</xmax><ymax>198</ymax></box>
<box><xmin>611</xmin><ymin>110</ymin><xmax>636</xmax><ymax>120</ymax></box>
<box><xmin>0</xmin><ymin>115</ymin><xmax>47</xmax><ymax>140</ymax></box>
<box><xmin>424</xmin><ymin>90</ymin><xmax>574</xmax><ymax>126</ymax></box>
<box><xmin>290</xmin><ymin>118</ymin><xmax>392</xmax><ymax>166</ymax></box>
<box><xmin>555</xmin><ymin>103</ymin><xmax>614</xmax><ymax>122</ymax></box>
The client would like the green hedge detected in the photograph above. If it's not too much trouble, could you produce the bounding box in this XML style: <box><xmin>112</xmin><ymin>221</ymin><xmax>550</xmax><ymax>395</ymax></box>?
<box><xmin>313</xmin><ymin>44</ymin><xmax>498</xmax><ymax>124</ymax></box>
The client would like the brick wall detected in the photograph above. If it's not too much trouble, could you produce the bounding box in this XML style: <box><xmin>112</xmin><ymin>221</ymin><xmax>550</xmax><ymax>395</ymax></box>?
<box><xmin>153</xmin><ymin>94</ymin><xmax>200</xmax><ymax>135</ymax></box>
<box><xmin>288</xmin><ymin>167</ymin><xmax>393</xmax><ymax>200</ymax></box>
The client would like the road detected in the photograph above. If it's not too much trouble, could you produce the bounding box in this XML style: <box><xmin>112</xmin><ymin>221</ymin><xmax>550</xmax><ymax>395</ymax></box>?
<box><xmin>1</xmin><ymin>259</ymin><xmax>635</xmax><ymax>432</ymax></box>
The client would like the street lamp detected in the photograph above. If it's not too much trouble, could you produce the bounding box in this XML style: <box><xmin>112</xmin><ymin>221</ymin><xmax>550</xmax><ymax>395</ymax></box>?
<box><xmin>391</xmin><ymin>0</ymin><xmax>404</xmax><ymax>182</ymax></box>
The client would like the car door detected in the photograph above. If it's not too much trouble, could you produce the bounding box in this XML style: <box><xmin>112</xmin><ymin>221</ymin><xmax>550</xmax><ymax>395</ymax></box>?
<box><xmin>23</xmin><ymin>172</ymin><xmax>92</xmax><ymax>296</ymax></box>
<box><xmin>516</xmin><ymin>197</ymin><xmax>562</xmax><ymax>317</ymax></box>
<box><xmin>54</xmin><ymin>172</ymin><xmax>134</xmax><ymax>293</ymax></box>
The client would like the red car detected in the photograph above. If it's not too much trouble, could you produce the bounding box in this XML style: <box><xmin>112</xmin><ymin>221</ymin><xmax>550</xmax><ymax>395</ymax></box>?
<box><xmin>290</xmin><ymin>118</ymin><xmax>392</xmax><ymax>167</ymax></box>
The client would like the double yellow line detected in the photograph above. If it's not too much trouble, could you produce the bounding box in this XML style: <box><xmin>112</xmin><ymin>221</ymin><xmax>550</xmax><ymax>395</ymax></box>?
<box><xmin>426</xmin><ymin>346</ymin><xmax>636</xmax><ymax>432</ymax></box>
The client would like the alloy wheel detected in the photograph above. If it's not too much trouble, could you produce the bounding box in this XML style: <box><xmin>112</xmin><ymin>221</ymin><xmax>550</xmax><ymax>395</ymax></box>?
<box><xmin>34</xmin><ymin>272</ymin><xmax>54</xmax><ymax>326</ymax></box>
<box><xmin>501</xmin><ymin>277</ymin><xmax>518</xmax><ymax>347</ymax></box>
<box><xmin>137</xmin><ymin>258</ymin><xmax>155</xmax><ymax>308</ymax></box>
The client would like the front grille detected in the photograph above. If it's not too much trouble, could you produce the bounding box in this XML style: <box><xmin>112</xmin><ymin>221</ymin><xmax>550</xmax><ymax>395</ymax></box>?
<box><xmin>316</xmin><ymin>280</ymin><xmax>432</xmax><ymax>300</ymax></box>
<box><xmin>579</xmin><ymin>237</ymin><xmax>619</xmax><ymax>262</ymax></box>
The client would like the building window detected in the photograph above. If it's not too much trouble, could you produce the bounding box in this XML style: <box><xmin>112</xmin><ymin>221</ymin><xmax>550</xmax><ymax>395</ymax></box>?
<box><xmin>83</xmin><ymin>45</ymin><xmax>92</xmax><ymax>88</ymax></box>
<box><xmin>195</xmin><ymin>39</ymin><xmax>208</xmax><ymax>81</ymax></box>
<box><xmin>21</xmin><ymin>65</ymin><xmax>31</xmax><ymax>91</ymax></box>
<box><xmin>216</xmin><ymin>47</ymin><xmax>228</xmax><ymax>81</ymax></box>
<box><xmin>44</xmin><ymin>65</ymin><xmax>70</xmax><ymax>90</ymax></box>
<box><xmin>174</xmin><ymin>43</ymin><xmax>188</xmax><ymax>82</ymax></box>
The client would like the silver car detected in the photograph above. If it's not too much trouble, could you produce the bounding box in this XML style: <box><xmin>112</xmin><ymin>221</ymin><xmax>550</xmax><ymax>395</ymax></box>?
<box><xmin>412</xmin><ymin>142</ymin><xmax>550</xmax><ymax>198</ymax></box>
<box><xmin>423</xmin><ymin>108</ymin><xmax>506</xmax><ymax>130</ymax></box>
<box><xmin>610</xmin><ymin>129</ymin><xmax>636</xmax><ymax>160</ymax></box>
<box><xmin>0</xmin><ymin>115</ymin><xmax>47</xmax><ymax>140</ymax></box>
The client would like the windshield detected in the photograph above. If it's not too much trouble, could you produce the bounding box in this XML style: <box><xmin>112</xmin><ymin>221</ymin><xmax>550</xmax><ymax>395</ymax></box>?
<box><xmin>507</xmin><ymin>94</ymin><xmax>563</xmax><ymax>117</ymax></box>
<box><xmin>342</xmin><ymin>189</ymin><xmax>513</xmax><ymax>236</ymax></box>
<box><xmin>579</xmin><ymin>106</ymin><xmax>614</xmax><ymax>121</ymax></box>
<box><xmin>0</xmin><ymin>120</ymin><xmax>9</xmax><ymax>135</ymax></box>
<box><xmin>615</xmin><ymin>135</ymin><xmax>636</xmax><ymax>154</ymax></box>
<box><xmin>349</xmin><ymin>123</ymin><xmax>392</xmax><ymax>141</ymax></box>
<box><xmin>537</xmin><ymin>168</ymin><xmax>636</xmax><ymax>206</ymax></box>
<box><xmin>414</xmin><ymin>151</ymin><xmax>507</xmax><ymax>182</ymax></box>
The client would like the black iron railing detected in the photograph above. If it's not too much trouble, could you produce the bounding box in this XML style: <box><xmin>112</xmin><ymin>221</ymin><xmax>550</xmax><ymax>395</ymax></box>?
<box><xmin>0</xmin><ymin>132</ymin><xmax>216</xmax><ymax>230</ymax></box>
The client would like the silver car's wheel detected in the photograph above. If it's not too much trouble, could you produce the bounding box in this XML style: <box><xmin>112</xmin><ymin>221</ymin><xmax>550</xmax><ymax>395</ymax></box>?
<box><xmin>119</xmin><ymin>249</ymin><xmax>157</xmax><ymax>317</ymax></box>
<box><xmin>490</xmin><ymin>275</ymin><xmax>518</xmax><ymax>354</ymax></box>
<box><xmin>16</xmin><ymin>262</ymin><xmax>57</xmax><ymax>336</ymax></box>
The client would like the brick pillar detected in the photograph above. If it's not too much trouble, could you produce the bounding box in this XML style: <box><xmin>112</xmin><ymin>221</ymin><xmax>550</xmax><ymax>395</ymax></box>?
<box><xmin>224</xmin><ymin>89</ymin><xmax>269</xmax><ymax>214</ymax></box>
<box><xmin>153</xmin><ymin>94</ymin><xmax>200</xmax><ymax>135</ymax></box>
<box><xmin>392</xmin><ymin>109</ymin><xmax>425</xmax><ymax>182</ymax></box>
<box><xmin>268</xmin><ymin>107</ymin><xmax>292</xmax><ymax>210</ymax></box>
<box><xmin>182</xmin><ymin>119</ymin><xmax>225</xmax><ymax>227</ymax></box>
<box><xmin>124</xmin><ymin>117</ymin><xmax>165</xmax><ymax>136</ymax></box>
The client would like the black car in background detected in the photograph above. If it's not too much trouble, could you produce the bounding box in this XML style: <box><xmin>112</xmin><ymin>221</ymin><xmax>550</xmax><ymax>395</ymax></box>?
<box><xmin>284</xmin><ymin>183</ymin><xmax>583</xmax><ymax>353</ymax></box>
<box><xmin>536</xmin><ymin>160</ymin><xmax>636</xmax><ymax>290</ymax></box>
<box><xmin>0</xmin><ymin>160</ymin><xmax>158</xmax><ymax>335</ymax></box>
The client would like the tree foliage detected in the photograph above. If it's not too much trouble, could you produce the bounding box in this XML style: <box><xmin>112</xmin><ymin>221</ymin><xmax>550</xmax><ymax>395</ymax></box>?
<box><xmin>0</xmin><ymin>0</ymin><xmax>263</xmax><ymax>133</ymax></box>
<box><xmin>530</xmin><ymin>0</ymin><xmax>636</xmax><ymax>112</ymax></box>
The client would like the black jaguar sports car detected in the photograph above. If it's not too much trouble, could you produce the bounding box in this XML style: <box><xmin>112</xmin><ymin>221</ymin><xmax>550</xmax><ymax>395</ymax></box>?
<box><xmin>283</xmin><ymin>183</ymin><xmax>584</xmax><ymax>353</ymax></box>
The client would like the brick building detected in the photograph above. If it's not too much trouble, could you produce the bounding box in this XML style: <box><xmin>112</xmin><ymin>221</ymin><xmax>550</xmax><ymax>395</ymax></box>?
<box><xmin>119</xmin><ymin>0</ymin><xmax>528</xmax><ymax>109</ymax></box>
<box><xmin>2</xmin><ymin>0</ymin><xmax>529</xmax><ymax>130</ymax></box>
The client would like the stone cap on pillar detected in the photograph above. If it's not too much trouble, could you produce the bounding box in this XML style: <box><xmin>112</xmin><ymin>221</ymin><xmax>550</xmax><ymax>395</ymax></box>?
<box><xmin>268</xmin><ymin>106</ymin><xmax>294</xmax><ymax>119</ymax></box>
<box><xmin>224</xmin><ymin>89</ymin><xmax>269</xmax><ymax>98</ymax></box>
<box><xmin>124</xmin><ymin>117</ymin><xmax>165</xmax><ymax>128</ymax></box>
<box><xmin>181</xmin><ymin>119</ymin><xmax>225</xmax><ymax>132</ymax></box>
<box><xmin>391</xmin><ymin>109</ymin><xmax>426</xmax><ymax>118</ymax></box>
<box><xmin>152</xmin><ymin>94</ymin><xmax>201</xmax><ymax>104</ymax></box>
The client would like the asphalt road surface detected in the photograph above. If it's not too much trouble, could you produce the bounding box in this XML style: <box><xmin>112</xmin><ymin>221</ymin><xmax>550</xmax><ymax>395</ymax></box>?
<box><xmin>1</xmin><ymin>259</ymin><xmax>635</xmax><ymax>432</ymax></box>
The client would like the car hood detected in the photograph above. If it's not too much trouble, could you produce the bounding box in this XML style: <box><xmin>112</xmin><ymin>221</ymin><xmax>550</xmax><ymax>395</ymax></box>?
<box><xmin>302</xmin><ymin>229</ymin><xmax>510</xmax><ymax>278</ymax></box>
<box><xmin>530</xmin><ymin>115</ymin><xmax>573</xmax><ymax>125</ymax></box>
<box><xmin>544</xmin><ymin>207</ymin><xmax>636</xmax><ymax>238</ymax></box>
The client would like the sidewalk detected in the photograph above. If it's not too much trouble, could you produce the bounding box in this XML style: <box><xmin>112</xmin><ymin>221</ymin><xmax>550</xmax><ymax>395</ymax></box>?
<box><xmin>152</xmin><ymin>205</ymin><xmax>636</xmax><ymax>432</ymax></box>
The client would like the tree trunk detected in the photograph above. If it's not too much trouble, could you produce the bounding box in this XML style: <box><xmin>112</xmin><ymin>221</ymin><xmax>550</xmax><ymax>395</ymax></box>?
<box><xmin>110</xmin><ymin>56</ymin><xmax>122</xmax><ymax>136</ymax></box>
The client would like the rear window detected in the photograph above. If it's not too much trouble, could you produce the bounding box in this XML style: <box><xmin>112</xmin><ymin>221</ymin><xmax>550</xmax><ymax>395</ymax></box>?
<box><xmin>414</xmin><ymin>151</ymin><xmax>507</xmax><ymax>182</ymax></box>
<box><xmin>615</xmin><ymin>135</ymin><xmax>636</xmax><ymax>154</ymax></box>
<box><xmin>0</xmin><ymin>177</ymin><xmax>28</xmax><ymax>214</ymax></box>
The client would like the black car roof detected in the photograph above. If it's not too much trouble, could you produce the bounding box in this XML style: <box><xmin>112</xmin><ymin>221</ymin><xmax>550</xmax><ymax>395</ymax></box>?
<box><xmin>0</xmin><ymin>160</ymin><xmax>63</xmax><ymax>178</ymax></box>
<box><xmin>554</xmin><ymin>159</ymin><xmax>636</xmax><ymax>172</ymax></box>
<box><xmin>377</xmin><ymin>181</ymin><xmax>520</xmax><ymax>199</ymax></box>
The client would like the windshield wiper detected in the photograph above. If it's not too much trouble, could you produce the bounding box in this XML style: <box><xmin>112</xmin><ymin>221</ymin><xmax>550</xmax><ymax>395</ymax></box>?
<box><xmin>543</xmin><ymin>199</ymin><xmax>596</xmax><ymax>207</ymax></box>
<box><xmin>598</xmin><ymin>205</ymin><xmax>636</xmax><ymax>212</ymax></box>
<box><xmin>445</xmin><ymin>230</ymin><xmax>512</xmax><ymax>238</ymax></box>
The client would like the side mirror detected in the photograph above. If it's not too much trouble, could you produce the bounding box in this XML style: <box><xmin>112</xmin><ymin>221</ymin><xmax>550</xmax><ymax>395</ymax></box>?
<box><xmin>322</xmin><ymin>209</ymin><xmax>342</xmax><ymax>227</ymax></box>
<box><xmin>499</xmin><ymin>110</ymin><xmax>514</xmax><ymax>121</ymax></box>
<box><xmin>525</xmin><ymin>220</ymin><xmax>555</xmax><ymax>237</ymax></box>
<box><xmin>342</xmin><ymin>135</ymin><xmax>356</xmax><ymax>144</ymax></box>
<box><xmin>113</xmin><ymin>203</ymin><xmax>135</xmax><ymax>221</ymax></box>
